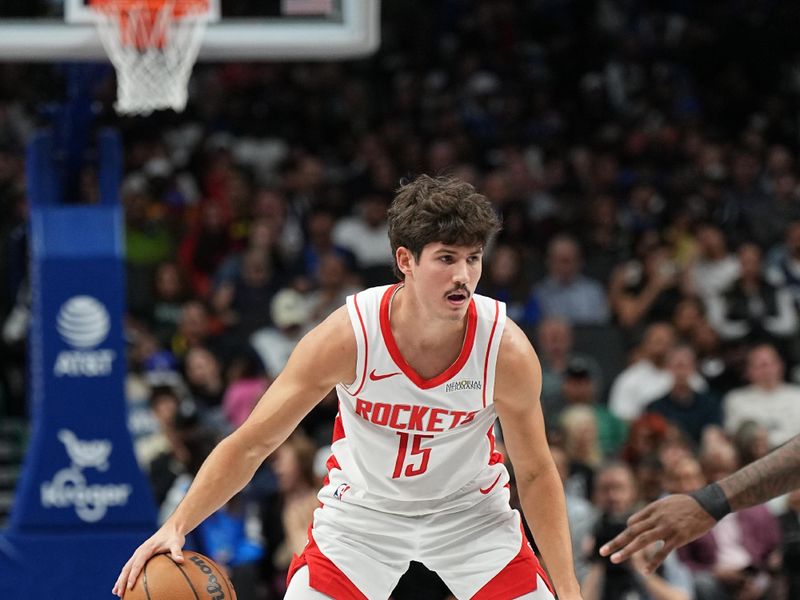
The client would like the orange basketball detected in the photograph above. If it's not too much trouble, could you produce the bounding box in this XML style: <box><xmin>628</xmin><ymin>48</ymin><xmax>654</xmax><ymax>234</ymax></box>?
<box><xmin>124</xmin><ymin>551</ymin><xmax>237</xmax><ymax>600</ymax></box>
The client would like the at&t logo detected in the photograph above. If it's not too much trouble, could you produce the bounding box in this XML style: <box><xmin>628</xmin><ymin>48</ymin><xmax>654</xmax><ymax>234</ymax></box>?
<box><xmin>53</xmin><ymin>295</ymin><xmax>116</xmax><ymax>377</ymax></box>
<box><xmin>40</xmin><ymin>429</ymin><xmax>132</xmax><ymax>522</ymax></box>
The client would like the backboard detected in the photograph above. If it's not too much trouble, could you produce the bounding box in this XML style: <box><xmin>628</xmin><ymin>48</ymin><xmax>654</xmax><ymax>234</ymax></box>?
<box><xmin>0</xmin><ymin>0</ymin><xmax>379</xmax><ymax>61</ymax></box>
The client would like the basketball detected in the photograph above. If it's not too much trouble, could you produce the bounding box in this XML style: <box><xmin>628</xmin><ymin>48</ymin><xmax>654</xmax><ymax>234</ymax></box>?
<box><xmin>124</xmin><ymin>551</ymin><xmax>237</xmax><ymax>600</ymax></box>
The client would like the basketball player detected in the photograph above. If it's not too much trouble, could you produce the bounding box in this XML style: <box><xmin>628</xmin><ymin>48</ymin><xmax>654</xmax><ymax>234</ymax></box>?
<box><xmin>599</xmin><ymin>432</ymin><xmax>800</xmax><ymax>573</ymax></box>
<box><xmin>113</xmin><ymin>175</ymin><xmax>581</xmax><ymax>599</ymax></box>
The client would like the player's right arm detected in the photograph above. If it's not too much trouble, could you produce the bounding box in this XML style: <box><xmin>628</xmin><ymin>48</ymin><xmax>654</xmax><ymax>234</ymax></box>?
<box><xmin>599</xmin><ymin>432</ymin><xmax>800</xmax><ymax>571</ymax></box>
<box><xmin>113</xmin><ymin>306</ymin><xmax>356</xmax><ymax>597</ymax></box>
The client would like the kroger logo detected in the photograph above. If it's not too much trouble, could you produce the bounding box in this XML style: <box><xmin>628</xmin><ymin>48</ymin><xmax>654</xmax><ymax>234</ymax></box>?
<box><xmin>56</xmin><ymin>295</ymin><xmax>110</xmax><ymax>348</ymax></box>
<box><xmin>40</xmin><ymin>429</ymin><xmax>132</xmax><ymax>523</ymax></box>
<box><xmin>53</xmin><ymin>296</ymin><xmax>115</xmax><ymax>377</ymax></box>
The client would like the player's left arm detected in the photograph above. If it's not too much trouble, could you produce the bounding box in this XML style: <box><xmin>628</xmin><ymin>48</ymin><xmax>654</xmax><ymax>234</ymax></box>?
<box><xmin>494</xmin><ymin>319</ymin><xmax>582</xmax><ymax>599</ymax></box>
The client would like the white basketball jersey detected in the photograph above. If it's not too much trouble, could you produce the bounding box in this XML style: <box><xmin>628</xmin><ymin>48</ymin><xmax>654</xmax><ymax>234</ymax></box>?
<box><xmin>323</xmin><ymin>283</ymin><xmax>509</xmax><ymax>515</ymax></box>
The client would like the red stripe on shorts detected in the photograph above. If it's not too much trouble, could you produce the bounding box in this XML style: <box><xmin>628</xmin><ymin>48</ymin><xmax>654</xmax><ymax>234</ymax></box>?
<box><xmin>470</xmin><ymin>527</ymin><xmax>554</xmax><ymax>600</ymax></box>
<box><xmin>287</xmin><ymin>526</ymin><xmax>368</xmax><ymax>600</ymax></box>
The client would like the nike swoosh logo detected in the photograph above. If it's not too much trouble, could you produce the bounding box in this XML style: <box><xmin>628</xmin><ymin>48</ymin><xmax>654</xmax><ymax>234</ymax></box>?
<box><xmin>479</xmin><ymin>474</ymin><xmax>502</xmax><ymax>495</ymax></box>
<box><xmin>369</xmin><ymin>369</ymin><xmax>401</xmax><ymax>381</ymax></box>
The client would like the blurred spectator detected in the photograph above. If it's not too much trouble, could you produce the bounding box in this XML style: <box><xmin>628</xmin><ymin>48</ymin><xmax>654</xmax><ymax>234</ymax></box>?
<box><xmin>609</xmin><ymin>237</ymin><xmax>686</xmax><ymax>333</ymax></box>
<box><xmin>720</xmin><ymin>149</ymin><xmax>775</xmax><ymax>248</ymax></box>
<box><xmin>147</xmin><ymin>261</ymin><xmax>191</xmax><ymax>347</ymax></box>
<box><xmin>671</xmin><ymin>296</ymin><xmax>706</xmax><ymax>342</ymax></box>
<box><xmin>213</xmin><ymin>217</ymin><xmax>280</xmax><ymax>290</ymax></box>
<box><xmin>690</xmin><ymin>321</ymin><xmax>744</xmax><ymax>397</ymax></box>
<box><xmin>609</xmin><ymin>322</ymin><xmax>705</xmax><ymax>422</ymax></box>
<box><xmin>223</xmin><ymin>350</ymin><xmax>270</xmax><ymax>429</ymax></box>
<box><xmin>559</xmin><ymin>405</ymin><xmax>601</xmax><ymax>501</ymax></box>
<box><xmin>305</xmin><ymin>251</ymin><xmax>360</xmax><ymax>327</ymax></box>
<box><xmin>583</xmin><ymin>462</ymin><xmax>693</xmax><ymax>600</ymax></box>
<box><xmin>171</xmin><ymin>300</ymin><xmax>224</xmax><ymax>362</ymax></box>
<box><xmin>331</xmin><ymin>193</ymin><xmax>394</xmax><ymax>287</ymax></box>
<box><xmin>662</xmin><ymin>454</ymin><xmax>705</xmax><ymax>496</ymax></box>
<box><xmin>212</xmin><ymin>248</ymin><xmax>287</xmax><ymax>337</ymax></box>
<box><xmin>299</xmin><ymin>208</ymin><xmax>356</xmax><ymax>287</ymax></box>
<box><xmin>697</xmin><ymin>433</ymin><xmax>740</xmax><ymax>488</ymax></box>
<box><xmin>156</xmin><ymin>420</ymin><xmax>219</xmax><ymax>523</ymax></box>
<box><xmin>655</xmin><ymin>426</ymin><xmax>697</xmax><ymax>476</ymax></box>
<box><xmin>559</xmin><ymin>358</ymin><xmax>627</xmax><ymax>458</ymax></box>
<box><xmin>532</xmin><ymin>235</ymin><xmax>610</xmax><ymax>326</ymax></box>
<box><xmin>184</xmin><ymin>346</ymin><xmax>226</xmax><ymax>412</ymax></box>
<box><xmin>620</xmin><ymin>183</ymin><xmax>665</xmax><ymax>237</ymax></box>
<box><xmin>123</xmin><ymin>178</ymin><xmax>175</xmax><ymax>315</ymax></box>
<box><xmin>620</xmin><ymin>413</ymin><xmax>671</xmax><ymax>469</ymax></box>
<box><xmin>633</xmin><ymin>453</ymin><xmax>665</xmax><ymax>506</ymax></box>
<box><xmin>134</xmin><ymin>385</ymin><xmax>181</xmax><ymax>471</ymax></box>
<box><xmin>124</xmin><ymin>325</ymin><xmax>185</xmax><ymax>447</ymax></box>
<box><xmin>250</xmin><ymin>288</ymin><xmax>311</xmax><ymax>380</ymax></box>
<box><xmin>536</xmin><ymin>317</ymin><xmax>603</xmax><ymax>427</ymax></box>
<box><xmin>767</xmin><ymin>220</ymin><xmax>800</xmax><ymax>312</ymax></box>
<box><xmin>179</xmin><ymin>200</ymin><xmax>233</xmax><ymax>298</ymax></box>
<box><xmin>731</xmin><ymin>420</ymin><xmax>771</xmax><ymax>468</ymax></box>
<box><xmin>645</xmin><ymin>345</ymin><xmax>722</xmax><ymax>446</ymax></box>
<box><xmin>579</xmin><ymin>194</ymin><xmax>628</xmax><ymax>285</ymax></box>
<box><xmin>147</xmin><ymin>399</ymin><xmax>205</xmax><ymax>510</ymax></box>
<box><xmin>723</xmin><ymin>343</ymin><xmax>800</xmax><ymax>447</ymax></box>
<box><xmin>477</xmin><ymin>244</ymin><xmax>537</xmax><ymax>326</ymax></box>
<box><xmin>706</xmin><ymin>242</ymin><xmax>798</xmax><ymax>346</ymax></box>
<box><xmin>687</xmin><ymin>224</ymin><xmax>740</xmax><ymax>301</ymax></box>
<box><xmin>251</xmin><ymin>188</ymin><xmax>305</xmax><ymax>266</ymax></box>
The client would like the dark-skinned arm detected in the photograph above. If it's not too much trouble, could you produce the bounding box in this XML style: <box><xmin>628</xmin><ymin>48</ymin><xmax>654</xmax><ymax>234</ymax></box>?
<box><xmin>599</xmin><ymin>433</ymin><xmax>800</xmax><ymax>572</ymax></box>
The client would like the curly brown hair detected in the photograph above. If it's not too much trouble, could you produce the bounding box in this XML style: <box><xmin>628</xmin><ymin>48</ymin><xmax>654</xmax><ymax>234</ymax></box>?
<box><xmin>387</xmin><ymin>175</ymin><xmax>501</xmax><ymax>280</ymax></box>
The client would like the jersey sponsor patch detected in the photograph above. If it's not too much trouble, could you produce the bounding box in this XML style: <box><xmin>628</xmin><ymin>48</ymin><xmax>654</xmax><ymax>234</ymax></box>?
<box><xmin>444</xmin><ymin>379</ymin><xmax>482</xmax><ymax>392</ymax></box>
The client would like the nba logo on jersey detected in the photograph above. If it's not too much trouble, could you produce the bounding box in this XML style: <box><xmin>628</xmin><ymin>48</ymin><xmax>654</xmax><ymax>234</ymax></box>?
<box><xmin>334</xmin><ymin>483</ymin><xmax>351</xmax><ymax>499</ymax></box>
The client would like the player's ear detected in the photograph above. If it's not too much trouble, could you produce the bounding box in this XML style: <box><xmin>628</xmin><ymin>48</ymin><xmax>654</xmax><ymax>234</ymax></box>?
<box><xmin>396</xmin><ymin>247</ymin><xmax>415</xmax><ymax>278</ymax></box>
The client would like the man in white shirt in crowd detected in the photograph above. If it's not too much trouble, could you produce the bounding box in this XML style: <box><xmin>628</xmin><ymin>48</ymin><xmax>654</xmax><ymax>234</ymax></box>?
<box><xmin>723</xmin><ymin>343</ymin><xmax>800</xmax><ymax>447</ymax></box>
<box><xmin>609</xmin><ymin>322</ymin><xmax>706</xmax><ymax>422</ymax></box>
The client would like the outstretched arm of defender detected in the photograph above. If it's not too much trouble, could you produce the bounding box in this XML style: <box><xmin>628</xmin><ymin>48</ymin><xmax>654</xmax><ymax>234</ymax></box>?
<box><xmin>600</xmin><ymin>433</ymin><xmax>800</xmax><ymax>572</ymax></box>
<box><xmin>113</xmin><ymin>307</ymin><xmax>356</xmax><ymax>597</ymax></box>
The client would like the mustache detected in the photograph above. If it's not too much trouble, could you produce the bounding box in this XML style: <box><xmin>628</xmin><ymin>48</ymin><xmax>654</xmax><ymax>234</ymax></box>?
<box><xmin>445</xmin><ymin>285</ymin><xmax>471</xmax><ymax>297</ymax></box>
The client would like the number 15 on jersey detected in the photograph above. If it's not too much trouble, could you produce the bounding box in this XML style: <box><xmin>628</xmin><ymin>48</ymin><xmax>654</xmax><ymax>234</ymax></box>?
<box><xmin>392</xmin><ymin>432</ymin><xmax>434</xmax><ymax>478</ymax></box>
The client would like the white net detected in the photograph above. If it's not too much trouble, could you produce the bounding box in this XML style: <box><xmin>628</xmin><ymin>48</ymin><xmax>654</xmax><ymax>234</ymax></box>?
<box><xmin>91</xmin><ymin>1</ymin><xmax>209</xmax><ymax>115</ymax></box>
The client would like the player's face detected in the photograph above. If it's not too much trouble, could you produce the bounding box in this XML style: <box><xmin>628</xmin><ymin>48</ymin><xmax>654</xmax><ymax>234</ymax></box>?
<box><xmin>407</xmin><ymin>242</ymin><xmax>483</xmax><ymax>319</ymax></box>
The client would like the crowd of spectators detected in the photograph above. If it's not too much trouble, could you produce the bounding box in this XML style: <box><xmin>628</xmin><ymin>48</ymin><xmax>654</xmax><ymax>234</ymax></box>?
<box><xmin>3</xmin><ymin>1</ymin><xmax>800</xmax><ymax>598</ymax></box>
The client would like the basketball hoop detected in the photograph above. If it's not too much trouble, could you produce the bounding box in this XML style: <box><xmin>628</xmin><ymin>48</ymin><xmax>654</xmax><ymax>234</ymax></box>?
<box><xmin>89</xmin><ymin>0</ymin><xmax>211</xmax><ymax>115</ymax></box>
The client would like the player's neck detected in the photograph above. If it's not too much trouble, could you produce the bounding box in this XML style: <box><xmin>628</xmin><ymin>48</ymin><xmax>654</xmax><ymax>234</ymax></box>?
<box><xmin>390</xmin><ymin>284</ymin><xmax>467</xmax><ymax>350</ymax></box>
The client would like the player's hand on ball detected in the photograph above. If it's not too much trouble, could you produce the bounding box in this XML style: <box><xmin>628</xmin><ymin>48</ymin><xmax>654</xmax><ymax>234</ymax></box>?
<box><xmin>112</xmin><ymin>525</ymin><xmax>186</xmax><ymax>597</ymax></box>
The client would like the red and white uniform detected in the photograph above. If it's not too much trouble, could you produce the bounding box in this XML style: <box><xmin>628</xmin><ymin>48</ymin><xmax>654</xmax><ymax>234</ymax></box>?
<box><xmin>288</xmin><ymin>284</ymin><xmax>553</xmax><ymax>600</ymax></box>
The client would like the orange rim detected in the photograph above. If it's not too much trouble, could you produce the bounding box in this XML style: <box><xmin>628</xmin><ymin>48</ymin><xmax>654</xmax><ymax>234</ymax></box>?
<box><xmin>89</xmin><ymin>0</ymin><xmax>209</xmax><ymax>48</ymax></box>
<box><xmin>89</xmin><ymin>0</ymin><xmax>209</xmax><ymax>18</ymax></box>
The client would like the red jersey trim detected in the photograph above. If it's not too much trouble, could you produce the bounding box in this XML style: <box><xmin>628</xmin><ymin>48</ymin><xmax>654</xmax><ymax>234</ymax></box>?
<box><xmin>322</xmin><ymin>411</ymin><xmax>345</xmax><ymax>487</ymax></box>
<box><xmin>379</xmin><ymin>283</ymin><xmax>478</xmax><ymax>390</ymax></box>
<box><xmin>332</xmin><ymin>413</ymin><xmax>345</xmax><ymax>444</ymax></box>
<box><xmin>345</xmin><ymin>292</ymin><xmax>369</xmax><ymax>397</ymax></box>
<box><xmin>482</xmin><ymin>299</ymin><xmax>500</xmax><ymax>408</ymax></box>
<box><xmin>287</xmin><ymin>527</ymin><xmax>368</xmax><ymax>600</ymax></box>
<box><xmin>487</xmin><ymin>426</ymin><xmax>504</xmax><ymax>465</ymax></box>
